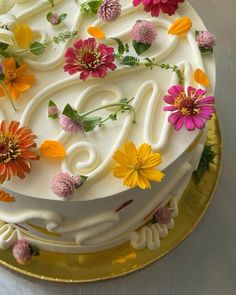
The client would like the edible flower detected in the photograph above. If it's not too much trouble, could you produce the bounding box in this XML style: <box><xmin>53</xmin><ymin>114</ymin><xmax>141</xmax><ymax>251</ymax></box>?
<box><xmin>64</xmin><ymin>38</ymin><xmax>116</xmax><ymax>80</ymax></box>
<box><xmin>97</xmin><ymin>0</ymin><xmax>122</xmax><ymax>22</ymax></box>
<box><xmin>12</xmin><ymin>240</ymin><xmax>39</xmax><ymax>265</ymax></box>
<box><xmin>51</xmin><ymin>172</ymin><xmax>87</xmax><ymax>198</ymax></box>
<box><xmin>163</xmin><ymin>85</ymin><xmax>215</xmax><ymax>131</ymax></box>
<box><xmin>0</xmin><ymin>57</ymin><xmax>36</xmax><ymax>100</ymax></box>
<box><xmin>112</xmin><ymin>142</ymin><xmax>165</xmax><ymax>189</ymax></box>
<box><xmin>0</xmin><ymin>120</ymin><xmax>39</xmax><ymax>184</ymax></box>
<box><xmin>133</xmin><ymin>0</ymin><xmax>185</xmax><ymax>17</ymax></box>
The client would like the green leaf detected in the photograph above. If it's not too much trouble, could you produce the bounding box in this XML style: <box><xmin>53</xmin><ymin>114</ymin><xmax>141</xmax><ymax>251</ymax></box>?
<box><xmin>0</xmin><ymin>74</ymin><xmax>5</xmax><ymax>81</ymax></box>
<box><xmin>0</xmin><ymin>50</ymin><xmax>11</xmax><ymax>58</ymax></box>
<box><xmin>199</xmin><ymin>47</ymin><xmax>213</xmax><ymax>54</ymax></box>
<box><xmin>111</xmin><ymin>38</ymin><xmax>125</xmax><ymax>55</ymax></box>
<box><xmin>62</xmin><ymin>104</ymin><xmax>82</xmax><ymax>123</ymax></box>
<box><xmin>59</xmin><ymin>13</ymin><xmax>67</xmax><ymax>23</ymax></box>
<box><xmin>46</xmin><ymin>11</ymin><xmax>53</xmax><ymax>22</ymax></box>
<box><xmin>193</xmin><ymin>145</ymin><xmax>215</xmax><ymax>184</ymax></box>
<box><xmin>48</xmin><ymin>100</ymin><xmax>57</xmax><ymax>107</ymax></box>
<box><xmin>0</xmin><ymin>42</ymin><xmax>9</xmax><ymax>51</ymax></box>
<box><xmin>82</xmin><ymin>116</ymin><xmax>102</xmax><ymax>132</ymax></box>
<box><xmin>29</xmin><ymin>244</ymin><xmax>40</xmax><ymax>256</ymax></box>
<box><xmin>30</xmin><ymin>42</ymin><xmax>45</xmax><ymax>55</ymax></box>
<box><xmin>121</xmin><ymin>56</ymin><xmax>139</xmax><ymax>66</ymax></box>
<box><xmin>132</xmin><ymin>40</ymin><xmax>151</xmax><ymax>56</ymax></box>
<box><xmin>80</xmin><ymin>0</ymin><xmax>102</xmax><ymax>16</ymax></box>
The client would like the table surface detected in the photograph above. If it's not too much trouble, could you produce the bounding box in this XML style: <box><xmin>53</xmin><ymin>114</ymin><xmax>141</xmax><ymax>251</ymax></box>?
<box><xmin>1</xmin><ymin>0</ymin><xmax>236</xmax><ymax>294</ymax></box>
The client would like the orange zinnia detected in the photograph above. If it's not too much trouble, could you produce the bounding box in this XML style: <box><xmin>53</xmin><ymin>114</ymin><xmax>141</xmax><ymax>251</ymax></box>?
<box><xmin>0</xmin><ymin>57</ymin><xmax>36</xmax><ymax>100</ymax></box>
<box><xmin>0</xmin><ymin>120</ymin><xmax>39</xmax><ymax>184</ymax></box>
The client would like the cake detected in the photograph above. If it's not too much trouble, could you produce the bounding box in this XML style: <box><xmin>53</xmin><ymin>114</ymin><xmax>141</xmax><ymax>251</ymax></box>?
<box><xmin>0</xmin><ymin>0</ymin><xmax>216</xmax><ymax>262</ymax></box>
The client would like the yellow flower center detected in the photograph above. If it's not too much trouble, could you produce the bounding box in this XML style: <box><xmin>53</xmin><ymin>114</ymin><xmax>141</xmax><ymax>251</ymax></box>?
<box><xmin>0</xmin><ymin>136</ymin><xmax>20</xmax><ymax>163</ymax></box>
<box><xmin>133</xmin><ymin>157</ymin><xmax>143</xmax><ymax>170</ymax></box>
<box><xmin>5</xmin><ymin>70</ymin><xmax>17</xmax><ymax>82</ymax></box>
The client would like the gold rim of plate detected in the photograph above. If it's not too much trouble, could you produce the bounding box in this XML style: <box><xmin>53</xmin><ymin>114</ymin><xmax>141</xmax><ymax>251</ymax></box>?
<box><xmin>0</xmin><ymin>114</ymin><xmax>222</xmax><ymax>283</ymax></box>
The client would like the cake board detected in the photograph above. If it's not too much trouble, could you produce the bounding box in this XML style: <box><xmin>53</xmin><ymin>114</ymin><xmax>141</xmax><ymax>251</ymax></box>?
<box><xmin>0</xmin><ymin>114</ymin><xmax>222</xmax><ymax>283</ymax></box>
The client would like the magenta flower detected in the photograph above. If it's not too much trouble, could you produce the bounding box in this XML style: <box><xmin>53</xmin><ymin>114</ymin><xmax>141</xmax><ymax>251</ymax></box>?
<box><xmin>12</xmin><ymin>240</ymin><xmax>32</xmax><ymax>265</ymax></box>
<box><xmin>133</xmin><ymin>0</ymin><xmax>185</xmax><ymax>17</ymax></box>
<box><xmin>154</xmin><ymin>207</ymin><xmax>172</xmax><ymax>225</ymax></box>
<box><xmin>163</xmin><ymin>85</ymin><xmax>215</xmax><ymax>131</ymax></box>
<box><xmin>59</xmin><ymin>114</ymin><xmax>84</xmax><ymax>133</ymax></box>
<box><xmin>98</xmin><ymin>0</ymin><xmax>122</xmax><ymax>22</ymax></box>
<box><xmin>64</xmin><ymin>38</ymin><xmax>116</xmax><ymax>81</ymax></box>
<box><xmin>196</xmin><ymin>31</ymin><xmax>216</xmax><ymax>49</ymax></box>
<box><xmin>131</xmin><ymin>20</ymin><xmax>157</xmax><ymax>44</ymax></box>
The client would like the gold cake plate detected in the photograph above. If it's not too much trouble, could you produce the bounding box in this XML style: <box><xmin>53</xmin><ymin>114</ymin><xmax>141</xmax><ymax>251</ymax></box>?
<box><xmin>0</xmin><ymin>115</ymin><xmax>222</xmax><ymax>283</ymax></box>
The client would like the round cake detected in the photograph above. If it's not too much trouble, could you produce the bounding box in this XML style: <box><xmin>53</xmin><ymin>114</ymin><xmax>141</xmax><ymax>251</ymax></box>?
<box><xmin>0</xmin><ymin>0</ymin><xmax>216</xmax><ymax>260</ymax></box>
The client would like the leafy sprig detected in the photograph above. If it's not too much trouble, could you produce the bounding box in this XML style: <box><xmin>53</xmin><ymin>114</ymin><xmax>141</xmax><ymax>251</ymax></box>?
<box><xmin>80</xmin><ymin>0</ymin><xmax>102</xmax><ymax>16</ymax></box>
<box><xmin>193</xmin><ymin>144</ymin><xmax>216</xmax><ymax>184</ymax></box>
<box><xmin>51</xmin><ymin>98</ymin><xmax>136</xmax><ymax>132</ymax></box>
<box><xmin>112</xmin><ymin>38</ymin><xmax>185</xmax><ymax>85</ymax></box>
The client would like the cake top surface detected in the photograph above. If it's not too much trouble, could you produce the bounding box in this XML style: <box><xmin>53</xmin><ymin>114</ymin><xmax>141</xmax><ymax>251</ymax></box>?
<box><xmin>0</xmin><ymin>0</ymin><xmax>216</xmax><ymax>201</ymax></box>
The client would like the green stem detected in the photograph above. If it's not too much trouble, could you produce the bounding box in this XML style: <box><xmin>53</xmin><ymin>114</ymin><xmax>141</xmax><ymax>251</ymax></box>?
<box><xmin>0</xmin><ymin>81</ymin><xmax>17</xmax><ymax>112</ymax></box>
<box><xmin>81</xmin><ymin>99</ymin><xmax>136</xmax><ymax>123</ymax></box>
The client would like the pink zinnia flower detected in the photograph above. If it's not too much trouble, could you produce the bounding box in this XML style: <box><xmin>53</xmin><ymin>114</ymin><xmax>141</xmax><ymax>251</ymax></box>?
<box><xmin>59</xmin><ymin>114</ymin><xmax>84</xmax><ymax>133</ymax></box>
<box><xmin>154</xmin><ymin>207</ymin><xmax>172</xmax><ymax>225</ymax></box>
<box><xmin>131</xmin><ymin>20</ymin><xmax>157</xmax><ymax>44</ymax></box>
<box><xmin>163</xmin><ymin>85</ymin><xmax>215</xmax><ymax>131</ymax></box>
<box><xmin>12</xmin><ymin>240</ymin><xmax>32</xmax><ymax>265</ymax></box>
<box><xmin>64</xmin><ymin>38</ymin><xmax>116</xmax><ymax>81</ymax></box>
<box><xmin>196</xmin><ymin>31</ymin><xmax>216</xmax><ymax>49</ymax></box>
<box><xmin>133</xmin><ymin>0</ymin><xmax>185</xmax><ymax>17</ymax></box>
<box><xmin>98</xmin><ymin>0</ymin><xmax>122</xmax><ymax>22</ymax></box>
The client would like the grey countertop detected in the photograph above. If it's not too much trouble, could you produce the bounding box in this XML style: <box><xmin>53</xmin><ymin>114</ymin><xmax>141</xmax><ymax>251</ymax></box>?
<box><xmin>1</xmin><ymin>0</ymin><xmax>236</xmax><ymax>294</ymax></box>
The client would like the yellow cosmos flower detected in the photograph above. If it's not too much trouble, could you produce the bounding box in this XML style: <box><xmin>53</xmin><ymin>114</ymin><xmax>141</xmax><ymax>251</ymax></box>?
<box><xmin>112</xmin><ymin>142</ymin><xmax>165</xmax><ymax>190</ymax></box>
<box><xmin>14</xmin><ymin>23</ymin><xmax>33</xmax><ymax>49</ymax></box>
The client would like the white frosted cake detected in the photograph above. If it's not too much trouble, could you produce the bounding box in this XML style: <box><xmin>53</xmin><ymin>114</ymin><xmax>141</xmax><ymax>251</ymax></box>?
<box><xmin>0</xmin><ymin>0</ymin><xmax>216</xmax><ymax>262</ymax></box>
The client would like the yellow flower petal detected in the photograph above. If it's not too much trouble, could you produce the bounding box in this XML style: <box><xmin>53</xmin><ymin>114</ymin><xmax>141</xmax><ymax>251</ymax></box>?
<box><xmin>87</xmin><ymin>26</ymin><xmax>106</xmax><ymax>39</ymax></box>
<box><xmin>124</xmin><ymin>170</ymin><xmax>138</xmax><ymax>188</ymax></box>
<box><xmin>123</xmin><ymin>142</ymin><xmax>137</xmax><ymax>162</ymax></box>
<box><xmin>113</xmin><ymin>150</ymin><xmax>131</xmax><ymax>166</ymax></box>
<box><xmin>40</xmin><ymin>140</ymin><xmax>66</xmax><ymax>159</ymax></box>
<box><xmin>14</xmin><ymin>23</ymin><xmax>33</xmax><ymax>49</ymax></box>
<box><xmin>140</xmin><ymin>169</ymin><xmax>165</xmax><ymax>182</ymax></box>
<box><xmin>168</xmin><ymin>16</ymin><xmax>192</xmax><ymax>36</ymax></box>
<box><xmin>142</xmin><ymin>153</ymin><xmax>162</xmax><ymax>168</ymax></box>
<box><xmin>112</xmin><ymin>165</ymin><xmax>131</xmax><ymax>178</ymax></box>
<box><xmin>137</xmin><ymin>143</ymin><xmax>152</xmax><ymax>159</ymax></box>
<box><xmin>194</xmin><ymin>68</ymin><xmax>210</xmax><ymax>86</ymax></box>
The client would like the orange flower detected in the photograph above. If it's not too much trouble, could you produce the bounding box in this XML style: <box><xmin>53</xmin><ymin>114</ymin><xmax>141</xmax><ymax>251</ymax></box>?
<box><xmin>0</xmin><ymin>120</ymin><xmax>39</xmax><ymax>184</ymax></box>
<box><xmin>112</xmin><ymin>142</ymin><xmax>165</xmax><ymax>189</ymax></box>
<box><xmin>0</xmin><ymin>190</ymin><xmax>15</xmax><ymax>202</ymax></box>
<box><xmin>0</xmin><ymin>57</ymin><xmax>36</xmax><ymax>100</ymax></box>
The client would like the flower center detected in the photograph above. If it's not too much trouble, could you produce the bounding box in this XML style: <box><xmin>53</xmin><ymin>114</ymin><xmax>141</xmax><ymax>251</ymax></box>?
<box><xmin>174</xmin><ymin>92</ymin><xmax>200</xmax><ymax>116</ymax></box>
<box><xmin>133</xmin><ymin>157</ymin><xmax>143</xmax><ymax>170</ymax></box>
<box><xmin>79</xmin><ymin>48</ymin><xmax>101</xmax><ymax>70</ymax></box>
<box><xmin>5</xmin><ymin>70</ymin><xmax>17</xmax><ymax>81</ymax></box>
<box><xmin>0</xmin><ymin>136</ymin><xmax>21</xmax><ymax>163</ymax></box>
